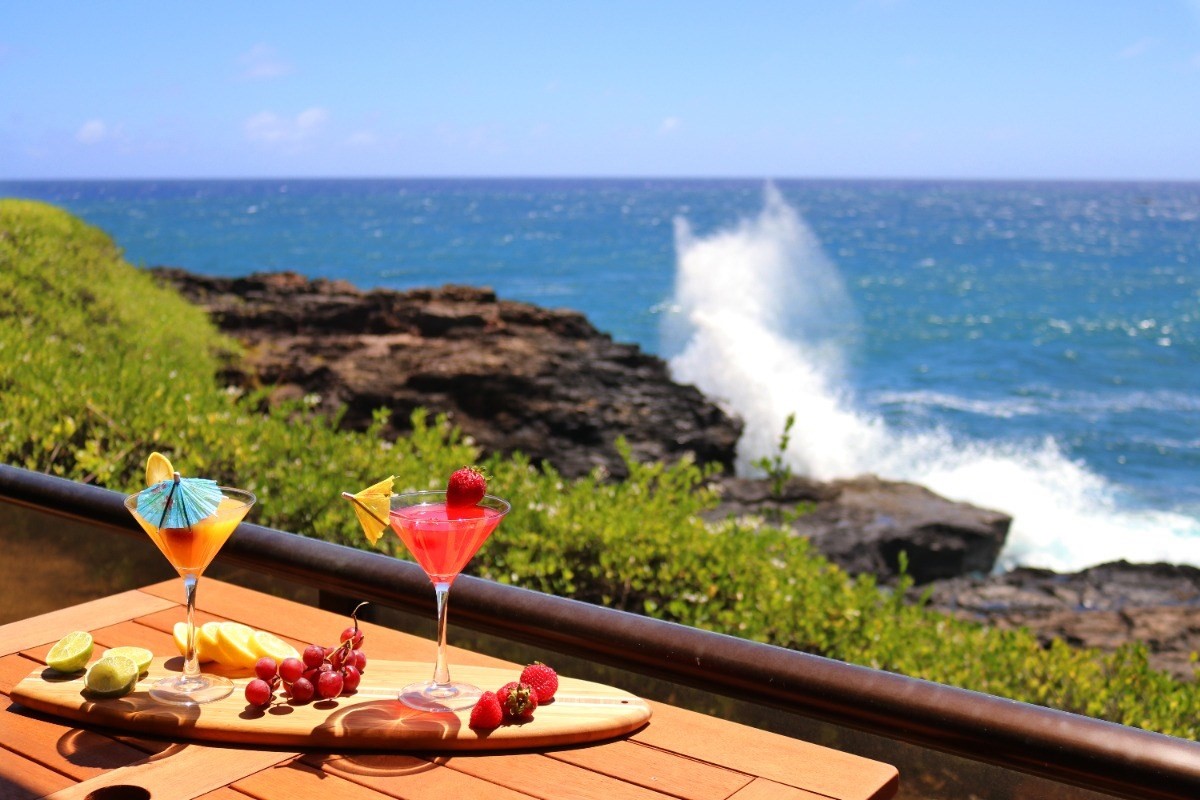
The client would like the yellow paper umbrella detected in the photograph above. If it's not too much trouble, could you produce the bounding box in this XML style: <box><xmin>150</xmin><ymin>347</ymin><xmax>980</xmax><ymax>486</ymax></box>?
<box><xmin>341</xmin><ymin>476</ymin><xmax>395</xmax><ymax>545</ymax></box>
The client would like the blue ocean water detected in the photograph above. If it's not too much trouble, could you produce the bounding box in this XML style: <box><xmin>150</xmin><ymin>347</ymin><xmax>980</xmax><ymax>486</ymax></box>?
<box><xmin>3</xmin><ymin>178</ymin><xmax>1198</xmax><ymax>571</ymax></box>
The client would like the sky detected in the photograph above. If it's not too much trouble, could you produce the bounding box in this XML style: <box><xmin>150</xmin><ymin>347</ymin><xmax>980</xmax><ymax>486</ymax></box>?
<box><xmin>2</xmin><ymin>1</ymin><xmax>1200</xmax><ymax>181</ymax></box>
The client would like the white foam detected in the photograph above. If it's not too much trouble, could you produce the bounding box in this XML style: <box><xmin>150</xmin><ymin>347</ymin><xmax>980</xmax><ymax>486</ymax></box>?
<box><xmin>665</xmin><ymin>184</ymin><xmax>1200</xmax><ymax>571</ymax></box>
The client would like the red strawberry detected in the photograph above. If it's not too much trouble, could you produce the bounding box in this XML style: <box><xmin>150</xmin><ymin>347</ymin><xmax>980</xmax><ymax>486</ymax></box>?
<box><xmin>447</xmin><ymin>466</ymin><xmax>487</xmax><ymax>507</ymax></box>
<box><xmin>469</xmin><ymin>690</ymin><xmax>504</xmax><ymax>730</ymax></box>
<box><xmin>497</xmin><ymin>681</ymin><xmax>538</xmax><ymax>722</ymax></box>
<box><xmin>519</xmin><ymin>662</ymin><xmax>558</xmax><ymax>703</ymax></box>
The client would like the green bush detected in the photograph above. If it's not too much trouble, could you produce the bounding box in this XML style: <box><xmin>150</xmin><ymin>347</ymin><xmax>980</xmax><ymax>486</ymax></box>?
<box><xmin>2</xmin><ymin>199</ymin><xmax>1197</xmax><ymax>740</ymax></box>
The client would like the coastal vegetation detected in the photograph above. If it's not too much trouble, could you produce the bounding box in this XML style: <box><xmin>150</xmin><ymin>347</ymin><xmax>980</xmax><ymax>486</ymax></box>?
<box><xmin>2</xmin><ymin>199</ymin><xmax>1197</xmax><ymax>739</ymax></box>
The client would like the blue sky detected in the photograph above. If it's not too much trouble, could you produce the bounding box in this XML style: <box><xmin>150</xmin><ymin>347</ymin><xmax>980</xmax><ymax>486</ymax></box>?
<box><xmin>3</xmin><ymin>1</ymin><xmax>1199</xmax><ymax>180</ymax></box>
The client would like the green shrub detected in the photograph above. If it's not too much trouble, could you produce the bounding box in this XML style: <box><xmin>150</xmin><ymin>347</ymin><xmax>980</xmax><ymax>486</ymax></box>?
<box><xmin>2</xmin><ymin>199</ymin><xmax>1197</xmax><ymax>740</ymax></box>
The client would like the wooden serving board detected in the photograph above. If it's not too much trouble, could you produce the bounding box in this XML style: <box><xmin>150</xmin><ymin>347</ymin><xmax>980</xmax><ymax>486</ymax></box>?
<box><xmin>11</xmin><ymin>658</ymin><xmax>651</xmax><ymax>751</ymax></box>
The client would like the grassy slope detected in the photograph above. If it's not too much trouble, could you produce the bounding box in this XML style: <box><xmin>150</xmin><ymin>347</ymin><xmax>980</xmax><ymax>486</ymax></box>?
<box><xmin>1</xmin><ymin>199</ymin><xmax>1196</xmax><ymax>739</ymax></box>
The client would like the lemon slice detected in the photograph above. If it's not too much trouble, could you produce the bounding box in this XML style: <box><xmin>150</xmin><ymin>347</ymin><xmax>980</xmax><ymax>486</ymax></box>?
<box><xmin>343</xmin><ymin>475</ymin><xmax>394</xmax><ymax>545</ymax></box>
<box><xmin>145</xmin><ymin>452</ymin><xmax>175</xmax><ymax>486</ymax></box>
<box><xmin>85</xmin><ymin>655</ymin><xmax>139</xmax><ymax>698</ymax></box>
<box><xmin>215</xmin><ymin>621</ymin><xmax>259</xmax><ymax>669</ymax></box>
<box><xmin>197</xmin><ymin>620</ymin><xmax>222</xmax><ymax>662</ymax></box>
<box><xmin>251</xmin><ymin>630</ymin><xmax>300</xmax><ymax>663</ymax></box>
<box><xmin>47</xmin><ymin>631</ymin><xmax>94</xmax><ymax>673</ymax></box>
<box><xmin>103</xmin><ymin>646</ymin><xmax>153</xmax><ymax>675</ymax></box>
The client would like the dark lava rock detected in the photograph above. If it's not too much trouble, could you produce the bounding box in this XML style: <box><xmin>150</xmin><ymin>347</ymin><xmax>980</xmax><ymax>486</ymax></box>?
<box><xmin>153</xmin><ymin>268</ymin><xmax>742</xmax><ymax>479</ymax></box>
<box><xmin>921</xmin><ymin>561</ymin><xmax>1200</xmax><ymax>680</ymax></box>
<box><xmin>709</xmin><ymin>474</ymin><xmax>1012</xmax><ymax>585</ymax></box>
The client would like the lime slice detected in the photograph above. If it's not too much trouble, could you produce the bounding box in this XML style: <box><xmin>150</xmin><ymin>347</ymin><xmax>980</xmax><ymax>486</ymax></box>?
<box><xmin>251</xmin><ymin>630</ymin><xmax>300</xmax><ymax>663</ymax></box>
<box><xmin>85</xmin><ymin>655</ymin><xmax>139</xmax><ymax>698</ymax></box>
<box><xmin>103</xmin><ymin>646</ymin><xmax>153</xmax><ymax>675</ymax></box>
<box><xmin>343</xmin><ymin>475</ymin><xmax>394</xmax><ymax>545</ymax></box>
<box><xmin>47</xmin><ymin>631</ymin><xmax>94</xmax><ymax>673</ymax></box>
<box><xmin>145</xmin><ymin>452</ymin><xmax>175</xmax><ymax>486</ymax></box>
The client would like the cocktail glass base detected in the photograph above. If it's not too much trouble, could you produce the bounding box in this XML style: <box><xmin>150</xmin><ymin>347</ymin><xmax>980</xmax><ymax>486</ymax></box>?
<box><xmin>399</xmin><ymin>679</ymin><xmax>482</xmax><ymax>713</ymax></box>
<box><xmin>149</xmin><ymin>673</ymin><xmax>235</xmax><ymax>705</ymax></box>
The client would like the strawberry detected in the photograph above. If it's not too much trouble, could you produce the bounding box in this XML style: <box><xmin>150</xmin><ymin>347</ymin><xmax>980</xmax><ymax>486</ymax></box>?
<box><xmin>469</xmin><ymin>690</ymin><xmax>504</xmax><ymax>730</ymax></box>
<box><xmin>497</xmin><ymin>681</ymin><xmax>538</xmax><ymax>722</ymax></box>
<box><xmin>446</xmin><ymin>466</ymin><xmax>487</xmax><ymax>507</ymax></box>
<box><xmin>520</xmin><ymin>662</ymin><xmax>558</xmax><ymax>703</ymax></box>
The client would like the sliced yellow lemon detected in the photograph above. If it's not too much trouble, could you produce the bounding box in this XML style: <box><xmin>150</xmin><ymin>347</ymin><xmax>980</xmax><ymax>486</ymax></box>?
<box><xmin>251</xmin><ymin>630</ymin><xmax>300</xmax><ymax>663</ymax></box>
<box><xmin>342</xmin><ymin>475</ymin><xmax>394</xmax><ymax>545</ymax></box>
<box><xmin>145</xmin><ymin>452</ymin><xmax>175</xmax><ymax>486</ymax></box>
<box><xmin>214</xmin><ymin>621</ymin><xmax>259</xmax><ymax>669</ymax></box>
<box><xmin>103</xmin><ymin>646</ymin><xmax>153</xmax><ymax>675</ymax></box>
<box><xmin>172</xmin><ymin>620</ymin><xmax>220</xmax><ymax>662</ymax></box>
<box><xmin>197</xmin><ymin>620</ymin><xmax>222</xmax><ymax>662</ymax></box>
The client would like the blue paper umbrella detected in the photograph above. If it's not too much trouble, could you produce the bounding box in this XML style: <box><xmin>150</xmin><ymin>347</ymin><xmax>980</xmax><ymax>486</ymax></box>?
<box><xmin>136</xmin><ymin>473</ymin><xmax>223</xmax><ymax>529</ymax></box>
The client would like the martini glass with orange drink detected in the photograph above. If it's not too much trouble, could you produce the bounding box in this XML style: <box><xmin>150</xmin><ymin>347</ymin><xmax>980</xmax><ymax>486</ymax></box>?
<box><xmin>343</xmin><ymin>468</ymin><xmax>509</xmax><ymax>712</ymax></box>
<box><xmin>125</xmin><ymin>453</ymin><xmax>256</xmax><ymax>705</ymax></box>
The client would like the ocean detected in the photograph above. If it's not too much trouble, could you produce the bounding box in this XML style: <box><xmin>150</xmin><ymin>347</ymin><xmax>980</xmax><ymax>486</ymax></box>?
<box><xmin>3</xmin><ymin>178</ymin><xmax>1198</xmax><ymax>572</ymax></box>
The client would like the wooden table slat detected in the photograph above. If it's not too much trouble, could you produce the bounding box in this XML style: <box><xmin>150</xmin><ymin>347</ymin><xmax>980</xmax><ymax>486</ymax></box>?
<box><xmin>0</xmin><ymin>590</ymin><xmax>175</xmax><ymax>657</ymax></box>
<box><xmin>42</xmin><ymin>744</ymin><xmax>298</xmax><ymax>800</ymax></box>
<box><xmin>727</xmin><ymin>777</ymin><xmax>836</xmax><ymax>800</ymax></box>
<box><xmin>233</xmin><ymin>759</ymin><xmax>395</xmax><ymax>800</ymax></box>
<box><xmin>0</xmin><ymin>694</ymin><xmax>150</xmax><ymax>781</ymax></box>
<box><xmin>633</xmin><ymin>703</ymin><xmax>899</xmax><ymax>800</ymax></box>
<box><xmin>0</xmin><ymin>742</ymin><xmax>75</xmax><ymax>800</ymax></box>
<box><xmin>305</xmin><ymin>753</ymin><xmax>540</xmax><ymax>800</ymax></box>
<box><xmin>547</xmin><ymin>738</ymin><xmax>754</xmax><ymax>800</ymax></box>
<box><xmin>444</xmin><ymin>751</ymin><xmax>681</xmax><ymax>800</ymax></box>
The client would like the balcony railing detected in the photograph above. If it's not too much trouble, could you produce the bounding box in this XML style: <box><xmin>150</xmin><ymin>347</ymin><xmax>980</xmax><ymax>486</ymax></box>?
<box><xmin>2</xmin><ymin>463</ymin><xmax>1199</xmax><ymax>800</ymax></box>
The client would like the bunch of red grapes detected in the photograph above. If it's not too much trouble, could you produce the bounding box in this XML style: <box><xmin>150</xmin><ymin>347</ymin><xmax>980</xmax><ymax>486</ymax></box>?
<box><xmin>245</xmin><ymin>603</ymin><xmax>368</xmax><ymax>708</ymax></box>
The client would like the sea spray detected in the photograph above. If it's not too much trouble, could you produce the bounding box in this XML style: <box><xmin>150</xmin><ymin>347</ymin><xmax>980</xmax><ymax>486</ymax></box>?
<box><xmin>666</xmin><ymin>184</ymin><xmax>1200</xmax><ymax>572</ymax></box>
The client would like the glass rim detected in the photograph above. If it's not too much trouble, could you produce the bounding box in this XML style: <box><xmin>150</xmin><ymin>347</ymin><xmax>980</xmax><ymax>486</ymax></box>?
<box><xmin>390</xmin><ymin>489</ymin><xmax>510</xmax><ymax>516</ymax></box>
<box><xmin>123</xmin><ymin>485</ymin><xmax>257</xmax><ymax>512</ymax></box>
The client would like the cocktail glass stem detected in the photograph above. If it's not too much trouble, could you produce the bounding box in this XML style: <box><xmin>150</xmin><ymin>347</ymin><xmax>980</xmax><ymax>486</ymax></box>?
<box><xmin>431</xmin><ymin>581</ymin><xmax>451</xmax><ymax>686</ymax></box>
<box><xmin>182</xmin><ymin>574</ymin><xmax>201</xmax><ymax>680</ymax></box>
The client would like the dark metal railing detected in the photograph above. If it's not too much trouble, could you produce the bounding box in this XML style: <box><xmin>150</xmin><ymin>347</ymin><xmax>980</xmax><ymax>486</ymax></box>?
<box><xmin>3</xmin><ymin>464</ymin><xmax>1199</xmax><ymax>800</ymax></box>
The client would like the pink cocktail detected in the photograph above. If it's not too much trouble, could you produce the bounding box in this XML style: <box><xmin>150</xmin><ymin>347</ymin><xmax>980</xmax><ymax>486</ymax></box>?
<box><xmin>389</xmin><ymin>490</ymin><xmax>509</xmax><ymax>712</ymax></box>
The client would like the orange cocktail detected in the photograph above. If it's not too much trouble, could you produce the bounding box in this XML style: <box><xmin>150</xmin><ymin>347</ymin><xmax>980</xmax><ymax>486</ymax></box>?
<box><xmin>128</xmin><ymin>495</ymin><xmax>250</xmax><ymax>576</ymax></box>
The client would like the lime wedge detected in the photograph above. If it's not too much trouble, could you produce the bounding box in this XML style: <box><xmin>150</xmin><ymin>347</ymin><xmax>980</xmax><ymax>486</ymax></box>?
<box><xmin>85</xmin><ymin>655</ymin><xmax>139</xmax><ymax>698</ymax></box>
<box><xmin>103</xmin><ymin>646</ymin><xmax>153</xmax><ymax>675</ymax></box>
<box><xmin>145</xmin><ymin>452</ymin><xmax>175</xmax><ymax>486</ymax></box>
<box><xmin>46</xmin><ymin>631</ymin><xmax>94</xmax><ymax>673</ymax></box>
<box><xmin>343</xmin><ymin>475</ymin><xmax>394</xmax><ymax>545</ymax></box>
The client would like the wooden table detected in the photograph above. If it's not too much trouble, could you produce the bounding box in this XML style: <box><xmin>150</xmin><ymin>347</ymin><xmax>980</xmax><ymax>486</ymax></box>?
<box><xmin>0</xmin><ymin>579</ymin><xmax>899</xmax><ymax>800</ymax></box>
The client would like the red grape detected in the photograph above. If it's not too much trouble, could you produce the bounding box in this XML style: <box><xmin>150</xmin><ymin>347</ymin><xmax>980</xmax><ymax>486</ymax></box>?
<box><xmin>316</xmin><ymin>670</ymin><xmax>343</xmax><ymax>699</ymax></box>
<box><xmin>289</xmin><ymin>676</ymin><xmax>315</xmax><ymax>703</ymax></box>
<box><xmin>278</xmin><ymin>657</ymin><xmax>304</xmax><ymax>684</ymax></box>
<box><xmin>351</xmin><ymin>649</ymin><xmax>367</xmax><ymax>672</ymax></box>
<box><xmin>302</xmin><ymin>644</ymin><xmax>325</xmax><ymax>668</ymax></box>
<box><xmin>340</xmin><ymin>626</ymin><xmax>365</xmax><ymax>648</ymax></box>
<box><xmin>341</xmin><ymin>664</ymin><xmax>361</xmax><ymax>692</ymax></box>
<box><xmin>254</xmin><ymin>657</ymin><xmax>278</xmax><ymax>682</ymax></box>
<box><xmin>329</xmin><ymin>647</ymin><xmax>345</xmax><ymax>669</ymax></box>
<box><xmin>245</xmin><ymin>678</ymin><xmax>273</xmax><ymax>708</ymax></box>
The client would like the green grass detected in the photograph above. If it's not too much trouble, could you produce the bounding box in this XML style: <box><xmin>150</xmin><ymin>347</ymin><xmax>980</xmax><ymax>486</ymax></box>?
<box><xmin>2</xmin><ymin>198</ymin><xmax>1197</xmax><ymax>739</ymax></box>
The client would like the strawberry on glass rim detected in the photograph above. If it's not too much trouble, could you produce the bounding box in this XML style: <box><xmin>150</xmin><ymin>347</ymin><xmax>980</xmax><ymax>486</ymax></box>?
<box><xmin>446</xmin><ymin>466</ymin><xmax>487</xmax><ymax>509</ymax></box>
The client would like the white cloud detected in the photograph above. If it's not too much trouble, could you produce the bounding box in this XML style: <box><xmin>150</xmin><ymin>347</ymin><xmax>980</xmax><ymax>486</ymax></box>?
<box><xmin>659</xmin><ymin>116</ymin><xmax>681</xmax><ymax>135</ymax></box>
<box><xmin>238</xmin><ymin>43</ymin><xmax>292</xmax><ymax>80</ymax></box>
<box><xmin>76</xmin><ymin>119</ymin><xmax>107</xmax><ymax>144</ymax></box>
<box><xmin>346</xmin><ymin>130</ymin><xmax>378</xmax><ymax>147</ymax></box>
<box><xmin>245</xmin><ymin>107</ymin><xmax>329</xmax><ymax>144</ymax></box>
<box><xmin>1117</xmin><ymin>37</ymin><xmax>1154</xmax><ymax>60</ymax></box>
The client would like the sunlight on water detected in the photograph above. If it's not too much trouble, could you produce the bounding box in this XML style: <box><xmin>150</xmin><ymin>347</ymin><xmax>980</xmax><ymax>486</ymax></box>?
<box><xmin>666</xmin><ymin>184</ymin><xmax>1200</xmax><ymax>572</ymax></box>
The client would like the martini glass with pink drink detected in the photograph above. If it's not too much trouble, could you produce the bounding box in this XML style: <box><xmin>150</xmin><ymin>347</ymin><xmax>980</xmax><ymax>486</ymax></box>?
<box><xmin>389</xmin><ymin>490</ymin><xmax>509</xmax><ymax>712</ymax></box>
